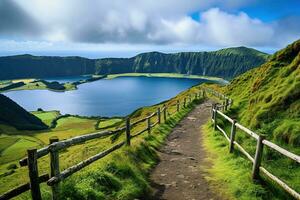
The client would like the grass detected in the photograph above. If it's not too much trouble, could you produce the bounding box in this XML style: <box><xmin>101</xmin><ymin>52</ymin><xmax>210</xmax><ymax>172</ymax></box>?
<box><xmin>105</xmin><ymin>73</ymin><xmax>228</xmax><ymax>83</ymax></box>
<box><xmin>201</xmin><ymin>40</ymin><xmax>300</xmax><ymax>199</ymax></box>
<box><xmin>97</xmin><ymin>118</ymin><xmax>123</xmax><ymax>130</ymax></box>
<box><xmin>31</xmin><ymin>111</ymin><xmax>60</xmax><ymax>126</ymax></box>
<box><xmin>0</xmin><ymin>79</ymin><xmax>77</xmax><ymax>93</ymax></box>
<box><xmin>0</xmin><ymin>84</ymin><xmax>204</xmax><ymax>199</ymax></box>
<box><xmin>56</xmin><ymin>100</ymin><xmax>199</xmax><ymax>200</ymax></box>
<box><xmin>202</xmin><ymin>122</ymin><xmax>291</xmax><ymax>200</ymax></box>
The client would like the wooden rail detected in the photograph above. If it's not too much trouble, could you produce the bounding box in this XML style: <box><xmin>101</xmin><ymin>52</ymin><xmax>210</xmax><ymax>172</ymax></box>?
<box><xmin>206</xmin><ymin>88</ymin><xmax>300</xmax><ymax>200</ymax></box>
<box><xmin>1</xmin><ymin>89</ymin><xmax>204</xmax><ymax>200</ymax></box>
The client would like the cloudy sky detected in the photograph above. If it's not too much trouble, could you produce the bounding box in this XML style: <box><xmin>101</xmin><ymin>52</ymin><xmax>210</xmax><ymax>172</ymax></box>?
<box><xmin>0</xmin><ymin>0</ymin><xmax>300</xmax><ymax>58</ymax></box>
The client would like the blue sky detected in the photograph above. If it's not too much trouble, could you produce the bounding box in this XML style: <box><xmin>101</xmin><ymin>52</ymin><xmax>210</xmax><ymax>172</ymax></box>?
<box><xmin>0</xmin><ymin>0</ymin><xmax>299</xmax><ymax>58</ymax></box>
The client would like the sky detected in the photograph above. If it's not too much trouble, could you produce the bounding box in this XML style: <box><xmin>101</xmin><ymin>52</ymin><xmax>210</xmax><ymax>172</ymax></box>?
<box><xmin>0</xmin><ymin>0</ymin><xmax>299</xmax><ymax>58</ymax></box>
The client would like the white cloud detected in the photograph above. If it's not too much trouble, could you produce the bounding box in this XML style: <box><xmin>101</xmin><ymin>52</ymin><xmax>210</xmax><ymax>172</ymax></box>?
<box><xmin>0</xmin><ymin>0</ymin><xmax>299</xmax><ymax>53</ymax></box>
<box><xmin>199</xmin><ymin>8</ymin><xmax>274</xmax><ymax>46</ymax></box>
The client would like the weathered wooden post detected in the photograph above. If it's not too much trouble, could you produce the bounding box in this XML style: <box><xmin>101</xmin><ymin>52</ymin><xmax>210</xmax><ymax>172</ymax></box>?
<box><xmin>176</xmin><ymin>100</ymin><xmax>180</xmax><ymax>112</ymax></box>
<box><xmin>126</xmin><ymin>118</ymin><xmax>131</xmax><ymax>146</ymax></box>
<box><xmin>157</xmin><ymin>107</ymin><xmax>161</xmax><ymax>124</ymax></box>
<box><xmin>213</xmin><ymin>105</ymin><xmax>217</xmax><ymax>130</ymax></box>
<box><xmin>224</xmin><ymin>98</ymin><xmax>229</xmax><ymax>111</ymax></box>
<box><xmin>252</xmin><ymin>135</ymin><xmax>266</xmax><ymax>180</ymax></box>
<box><xmin>163</xmin><ymin>105</ymin><xmax>167</xmax><ymax>122</ymax></box>
<box><xmin>184</xmin><ymin>98</ymin><xmax>186</xmax><ymax>107</ymax></box>
<box><xmin>27</xmin><ymin>149</ymin><xmax>42</xmax><ymax>200</ymax></box>
<box><xmin>49</xmin><ymin>137</ymin><xmax>60</xmax><ymax>200</ymax></box>
<box><xmin>147</xmin><ymin>117</ymin><xmax>151</xmax><ymax>134</ymax></box>
<box><xmin>211</xmin><ymin>103</ymin><xmax>214</xmax><ymax>118</ymax></box>
<box><xmin>229</xmin><ymin>119</ymin><xmax>237</xmax><ymax>153</ymax></box>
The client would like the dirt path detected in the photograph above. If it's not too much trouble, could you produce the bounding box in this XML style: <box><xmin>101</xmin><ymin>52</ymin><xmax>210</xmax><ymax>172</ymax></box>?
<box><xmin>148</xmin><ymin>100</ymin><xmax>222</xmax><ymax>200</ymax></box>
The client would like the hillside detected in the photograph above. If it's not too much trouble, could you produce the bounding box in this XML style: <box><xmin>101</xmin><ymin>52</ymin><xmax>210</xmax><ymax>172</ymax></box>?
<box><xmin>0</xmin><ymin>47</ymin><xmax>269</xmax><ymax>80</ymax></box>
<box><xmin>224</xmin><ymin>39</ymin><xmax>300</xmax><ymax>146</ymax></box>
<box><xmin>0</xmin><ymin>94</ymin><xmax>48</xmax><ymax>130</ymax></box>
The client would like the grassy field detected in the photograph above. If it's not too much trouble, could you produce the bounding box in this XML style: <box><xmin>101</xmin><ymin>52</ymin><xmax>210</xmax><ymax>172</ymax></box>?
<box><xmin>0</xmin><ymin>78</ymin><xmax>76</xmax><ymax>93</ymax></box>
<box><xmin>0</xmin><ymin>84</ymin><xmax>204</xmax><ymax>199</ymax></box>
<box><xmin>201</xmin><ymin>88</ymin><xmax>299</xmax><ymax>200</ymax></box>
<box><xmin>106</xmin><ymin>73</ymin><xmax>228</xmax><ymax>83</ymax></box>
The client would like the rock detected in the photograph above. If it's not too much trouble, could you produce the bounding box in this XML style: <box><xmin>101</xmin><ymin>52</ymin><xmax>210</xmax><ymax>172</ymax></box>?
<box><xmin>187</xmin><ymin>117</ymin><xmax>197</xmax><ymax>120</ymax></box>
<box><xmin>177</xmin><ymin>174</ymin><xmax>185</xmax><ymax>179</ymax></box>
<box><xmin>171</xmin><ymin>150</ymin><xmax>182</xmax><ymax>155</ymax></box>
<box><xmin>171</xmin><ymin>181</ymin><xmax>177</xmax><ymax>186</ymax></box>
<box><xmin>160</xmin><ymin>174</ymin><xmax>167</xmax><ymax>177</ymax></box>
<box><xmin>188</xmin><ymin>156</ymin><xmax>196</xmax><ymax>160</ymax></box>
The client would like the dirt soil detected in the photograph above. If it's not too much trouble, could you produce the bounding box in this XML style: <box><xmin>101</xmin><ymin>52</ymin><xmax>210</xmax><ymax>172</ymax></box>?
<box><xmin>148</xmin><ymin>100</ymin><xmax>223</xmax><ymax>200</ymax></box>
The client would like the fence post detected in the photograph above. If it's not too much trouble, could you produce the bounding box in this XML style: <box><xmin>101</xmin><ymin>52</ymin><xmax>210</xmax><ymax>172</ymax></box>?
<box><xmin>147</xmin><ymin>117</ymin><xmax>151</xmax><ymax>134</ymax></box>
<box><xmin>213</xmin><ymin>105</ymin><xmax>217</xmax><ymax>130</ymax></box>
<box><xmin>27</xmin><ymin>149</ymin><xmax>42</xmax><ymax>200</ymax></box>
<box><xmin>157</xmin><ymin>107</ymin><xmax>161</xmax><ymax>124</ymax></box>
<box><xmin>126</xmin><ymin>118</ymin><xmax>131</xmax><ymax>146</ymax></box>
<box><xmin>176</xmin><ymin>100</ymin><xmax>180</xmax><ymax>112</ymax></box>
<box><xmin>225</xmin><ymin>98</ymin><xmax>229</xmax><ymax>111</ymax></box>
<box><xmin>163</xmin><ymin>105</ymin><xmax>167</xmax><ymax>122</ymax></box>
<box><xmin>229</xmin><ymin>120</ymin><xmax>237</xmax><ymax>153</ymax></box>
<box><xmin>49</xmin><ymin>137</ymin><xmax>60</xmax><ymax>200</ymax></box>
<box><xmin>252</xmin><ymin>135</ymin><xmax>265</xmax><ymax>180</ymax></box>
<box><xmin>211</xmin><ymin>103</ymin><xmax>215</xmax><ymax>120</ymax></box>
<box><xmin>184</xmin><ymin>98</ymin><xmax>186</xmax><ymax>107</ymax></box>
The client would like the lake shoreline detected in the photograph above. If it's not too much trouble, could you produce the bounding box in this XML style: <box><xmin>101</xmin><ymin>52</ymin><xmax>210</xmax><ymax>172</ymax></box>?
<box><xmin>0</xmin><ymin>73</ymin><xmax>228</xmax><ymax>93</ymax></box>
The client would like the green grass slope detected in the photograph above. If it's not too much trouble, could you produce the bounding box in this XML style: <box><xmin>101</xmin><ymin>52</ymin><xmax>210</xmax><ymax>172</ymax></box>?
<box><xmin>0</xmin><ymin>94</ymin><xmax>48</xmax><ymax>130</ymax></box>
<box><xmin>225</xmin><ymin>39</ymin><xmax>300</xmax><ymax>146</ymax></box>
<box><xmin>202</xmin><ymin>39</ymin><xmax>300</xmax><ymax>199</ymax></box>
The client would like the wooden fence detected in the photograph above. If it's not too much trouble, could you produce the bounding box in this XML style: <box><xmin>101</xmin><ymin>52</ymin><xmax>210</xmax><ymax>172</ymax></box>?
<box><xmin>0</xmin><ymin>90</ymin><xmax>204</xmax><ymax>200</ymax></box>
<box><xmin>205</xmin><ymin>88</ymin><xmax>300</xmax><ymax>200</ymax></box>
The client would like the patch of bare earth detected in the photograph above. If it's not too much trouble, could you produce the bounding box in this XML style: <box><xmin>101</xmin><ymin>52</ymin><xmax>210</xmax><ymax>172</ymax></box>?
<box><xmin>147</xmin><ymin>101</ymin><xmax>222</xmax><ymax>200</ymax></box>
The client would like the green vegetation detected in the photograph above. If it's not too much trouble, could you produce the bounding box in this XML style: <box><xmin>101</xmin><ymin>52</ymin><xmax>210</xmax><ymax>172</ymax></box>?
<box><xmin>0</xmin><ymin>74</ymin><xmax>107</xmax><ymax>93</ymax></box>
<box><xmin>0</xmin><ymin>84</ymin><xmax>203</xmax><ymax>199</ymax></box>
<box><xmin>31</xmin><ymin>111</ymin><xmax>60</xmax><ymax>126</ymax></box>
<box><xmin>0</xmin><ymin>94</ymin><xmax>47</xmax><ymax>130</ymax></box>
<box><xmin>203</xmin><ymin>39</ymin><xmax>300</xmax><ymax>199</ymax></box>
<box><xmin>0</xmin><ymin>79</ymin><xmax>76</xmax><ymax>92</ymax></box>
<box><xmin>0</xmin><ymin>47</ymin><xmax>268</xmax><ymax>80</ymax></box>
<box><xmin>106</xmin><ymin>73</ymin><xmax>228</xmax><ymax>83</ymax></box>
<box><xmin>202</xmin><ymin>123</ymin><xmax>285</xmax><ymax>200</ymax></box>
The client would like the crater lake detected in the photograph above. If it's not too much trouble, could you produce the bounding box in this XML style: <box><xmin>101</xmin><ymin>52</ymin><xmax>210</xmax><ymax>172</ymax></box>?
<box><xmin>3</xmin><ymin>76</ymin><xmax>214</xmax><ymax>117</ymax></box>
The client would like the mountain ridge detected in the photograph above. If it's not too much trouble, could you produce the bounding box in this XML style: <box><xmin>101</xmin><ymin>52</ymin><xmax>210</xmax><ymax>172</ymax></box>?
<box><xmin>0</xmin><ymin>47</ymin><xmax>269</xmax><ymax>80</ymax></box>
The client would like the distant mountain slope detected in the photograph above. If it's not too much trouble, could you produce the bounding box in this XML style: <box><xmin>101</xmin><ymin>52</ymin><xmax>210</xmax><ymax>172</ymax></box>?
<box><xmin>96</xmin><ymin>47</ymin><xmax>269</xmax><ymax>79</ymax></box>
<box><xmin>0</xmin><ymin>47</ymin><xmax>269</xmax><ymax>80</ymax></box>
<box><xmin>224</xmin><ymin>39</ymin><xmax>300</xmax><ymax>146</ymax></box>
<box><xmin>0</xmin><ymin>94</ymin><xmax>48</xmax><ymax>130</ymax></box>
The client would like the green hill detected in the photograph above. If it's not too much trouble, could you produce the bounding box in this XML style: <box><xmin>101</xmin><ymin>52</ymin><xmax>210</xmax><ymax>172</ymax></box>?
<box><xmin>203</xmin><ymin>39</ymin><xmax>300</xmax><ymax>200</ymax></box>
<box><xmin>0</xmin><ymin>94</ymin><xmax>48</xmax><ymax>130</ymax></box>
<box><xmin>225</xmin><ymin>39</ymin><xmax>300</xmax><ymax>146</ymax></box>
<box><xmin>0</xmin><ymin>47</ymin><xmax>269</xmax><ymax>80</ymax></box>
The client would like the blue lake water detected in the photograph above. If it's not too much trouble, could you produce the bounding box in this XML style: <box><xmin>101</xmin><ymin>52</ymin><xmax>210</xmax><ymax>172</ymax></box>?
<box><xmin>3</xmin><ymin>77</ymin><xmax>213</xmax><ymax>117</ymax></box>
